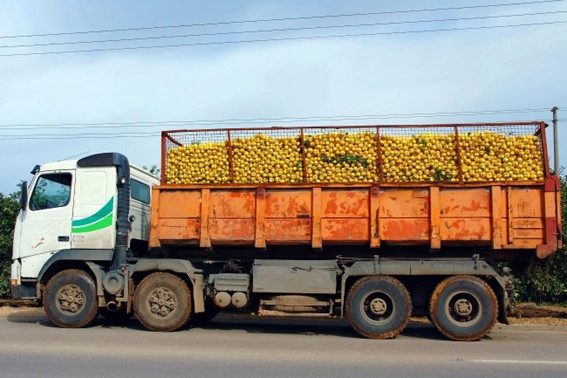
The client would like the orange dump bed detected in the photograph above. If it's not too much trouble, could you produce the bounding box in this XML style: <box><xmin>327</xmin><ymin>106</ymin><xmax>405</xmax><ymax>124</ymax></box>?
<box><xmin>149</xmin><ymin>180</ymin><xmax>562</xmax><ymax>259</ymax></box>
<box><xmin>150</xmin><ymin>121</ymin><xmax>562</xmax><ymax>260</ymax></box>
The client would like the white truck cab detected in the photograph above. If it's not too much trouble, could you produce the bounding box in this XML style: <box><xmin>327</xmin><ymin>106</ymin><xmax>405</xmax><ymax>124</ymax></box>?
<box><xmin>11</xmin><ymin>153</ymin><xmax>159</xmax><ymax>301</ymax></box>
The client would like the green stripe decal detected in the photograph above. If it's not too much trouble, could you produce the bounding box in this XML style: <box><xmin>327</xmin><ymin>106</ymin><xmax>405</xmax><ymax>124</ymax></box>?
<box><xmin>72</xmin><ymin>197</ymin><xmax>114</xmax><ymax>233</ymax></box>
<box><xmin>72</xmin><ymin>212</ymin><xmax>113</xmax><ymax>233</ymax></box>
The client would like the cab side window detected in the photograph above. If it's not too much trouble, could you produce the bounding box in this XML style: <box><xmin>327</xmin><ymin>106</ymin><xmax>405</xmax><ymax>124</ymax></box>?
<box><xmin>29</xmin><ymin>173</ymin><xmax>72</xmax><ymax>211</ymax></box>
<box><xmin>131</xmin><ymin>179</ymin><xmax>150</xmax><ymax>204</ymax></box>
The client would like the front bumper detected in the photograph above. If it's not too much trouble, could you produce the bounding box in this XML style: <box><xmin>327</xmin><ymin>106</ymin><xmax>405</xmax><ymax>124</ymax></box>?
<box><xmin>10</xmin><ymin>283</ymin><xmax>37</xmax><ymax>300</ymax></box>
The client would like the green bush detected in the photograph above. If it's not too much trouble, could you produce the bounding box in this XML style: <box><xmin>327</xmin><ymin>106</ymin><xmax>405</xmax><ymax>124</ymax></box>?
<box><xmin>512</xmin><ymin>173</ymin><xmax>567</xmax><ymax>304</ymax></box>
<box><xmin>0</xmin><ymin>191</ymin><xmax>20</xmax><ymax>298</ymax></box>
<box><xmin>0</xmin><ymin>260</ymin><xmax>10</xmax><ymax>298</ymax></box>
<box><xmin>512</xmin><ymin>248</ymin><xmax>567</xmax><ymax>303</ymax></box>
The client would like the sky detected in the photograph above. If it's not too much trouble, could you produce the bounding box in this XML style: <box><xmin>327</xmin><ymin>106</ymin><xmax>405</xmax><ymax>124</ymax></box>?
<box><xmin>0</xmin><ymin>0</ymin><xmax>565</xmax><ymax>194</ymax></box>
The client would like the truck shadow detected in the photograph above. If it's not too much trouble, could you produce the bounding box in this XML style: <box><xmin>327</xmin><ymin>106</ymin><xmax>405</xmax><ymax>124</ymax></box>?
<box><xmin>7</xmin><ymin>310</ymin><xmax>448</xmax><ymax>340</ymax></box>
<box><xmin>195</xmin><ymin>315</ymin><xmax>446</xmax><ymax>340</ymax></box>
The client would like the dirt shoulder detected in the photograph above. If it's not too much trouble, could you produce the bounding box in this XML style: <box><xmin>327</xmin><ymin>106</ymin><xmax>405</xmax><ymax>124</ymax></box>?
<box><xmin>509</xmin><ymin>302</ymin><xmax>567</xmax><ymax>326</ymax></box>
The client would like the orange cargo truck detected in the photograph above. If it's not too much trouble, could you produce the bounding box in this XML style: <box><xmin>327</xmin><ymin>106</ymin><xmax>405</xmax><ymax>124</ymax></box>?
<box><xmin>12</xmin><ymin>121</ymin><xmax>562</xmax><ymax>341</ymax></box>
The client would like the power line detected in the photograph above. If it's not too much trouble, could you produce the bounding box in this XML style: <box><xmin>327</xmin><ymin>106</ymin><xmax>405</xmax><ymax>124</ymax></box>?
<box><xmin>1</xmin><ymin>20</ymin><xmax>565</xmax><ymax>57</ymax></box>
<box><xmin>1</xmin><ymin>10</ymin><xmax>564</xmax><ymax>49</ymax></box>
<box><xmin>0</xmin><ymin>107</ymin><xmax>560</xmax><ymax>140</ymax></box>
<box><xmin>0</xmin><ymin>0</ymin><xmax>562</xmax><ymax>40</ymax></box>
<box><xmin>0</xmin><ymin>107</ymin><xmax>554</xmax><ymax>130</ymax></box>
<box><xmin>0</xmin><ymin>118</ymin><xmax>553</xmax><ymax>141</ymax></box>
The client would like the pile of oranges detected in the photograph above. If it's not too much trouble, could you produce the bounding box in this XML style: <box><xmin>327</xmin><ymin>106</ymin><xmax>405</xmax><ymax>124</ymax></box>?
<box><xmin>164</xmin><ymin>131</ymin><xmax>544</xmax><ymax>184</ymax></box>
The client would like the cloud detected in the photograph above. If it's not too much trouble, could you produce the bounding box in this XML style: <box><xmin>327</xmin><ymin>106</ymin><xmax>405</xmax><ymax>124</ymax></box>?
<box><xmin>0</xmin><ymin>1</ymin><xmax>565</xmax><ymax>193</ymax></box>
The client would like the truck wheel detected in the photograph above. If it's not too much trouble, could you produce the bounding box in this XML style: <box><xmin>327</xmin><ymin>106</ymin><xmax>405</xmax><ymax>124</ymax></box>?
<box><xmin>429</xmin><ymin>275</ymin><xmax>497</xmax><ymax>341</ymax></box>
<box><xmin>43</xmin><ymin>269</ymin><xmax>98</xmax><ymax>328</ymax></box>
<box><xmin>346</xmin><ymin>276</ymin><xmax>411</xmax><ymax>339</ymax></box>
<box><xmin>134</xmin><ymin>272</ymin><xmax>192</xmax><ymax>332</ymax></box>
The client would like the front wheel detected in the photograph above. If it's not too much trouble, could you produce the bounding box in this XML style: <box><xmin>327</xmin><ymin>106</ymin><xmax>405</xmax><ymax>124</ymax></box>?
<box><xmin>134</xmin><ymin>272</ymin><xmax>192</xmax><ymax>332</ymax></box>
<box><xmin>43</xmin><ymin>269</ymin><xmax>98</xmax><ymax>328</ymax></box>
<box><xmin>429</xmin><ymin>275</ymin><xmax>497</xmax><ymax>341</ymax></box>
<box><xmin>346</xmin><ymin>276</ymin><xmax>412</xmax><ymax>339</ymax></box>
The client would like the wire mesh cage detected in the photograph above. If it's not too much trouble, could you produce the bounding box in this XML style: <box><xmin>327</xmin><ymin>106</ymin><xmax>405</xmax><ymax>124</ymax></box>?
<box><xmin>456</xmin><ymin>124</ymin><xmax>545</xmax><ymax>182</ymax></box>
<box><xmin>162</xmin><ymin>122</ymin><xmax>547</xmax><ymax>185</ymax></box>
<box><xmin>230</xmin><ymin>128</ymin><xmax>303</xmax><ymax>184</ymax></box>
<box><xmin>303</xmin><ymin>127</ymin><xmax>379</xmax><ymax>184</ymax></box>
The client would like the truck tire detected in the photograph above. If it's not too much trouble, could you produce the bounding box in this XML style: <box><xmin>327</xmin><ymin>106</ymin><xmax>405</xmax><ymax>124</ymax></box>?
<box><xmin>134</xmin><ymin>272</ymin><xmax>192</xmax><ymax>332</ymax></box>
<box><xmin>346</xmin><ymin>276</ymin><xmax>411</xmax><ymax>339</ymax></box>
<box><xmin>429</xmin><ymin>275</ymin><xmax>497</xmax><ymax>341</ymax></box>
<box><xmin>43</xmin><ymin>269</ymin><xmax>98</xmax><ymax>328</ymax></box>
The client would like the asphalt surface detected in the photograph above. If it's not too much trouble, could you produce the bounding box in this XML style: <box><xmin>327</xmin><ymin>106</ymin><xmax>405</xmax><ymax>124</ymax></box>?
<box><xmin>1</xmin><ymin>308</ymin><xmax>567</xmax><ymax>378</ymax></box>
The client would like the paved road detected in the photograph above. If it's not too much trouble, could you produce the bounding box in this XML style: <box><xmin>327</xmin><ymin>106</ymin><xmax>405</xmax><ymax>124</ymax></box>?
<box><xmin>1</xmin><ymin>308</ymin><xmax>567</xmax><ymax>378</ymax></box>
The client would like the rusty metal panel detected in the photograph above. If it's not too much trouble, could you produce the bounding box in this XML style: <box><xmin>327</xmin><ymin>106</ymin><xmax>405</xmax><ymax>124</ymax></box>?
<box><xmin>379</xmin><ymin>189</ymin><xmax>429</xmax><ymax>218</ymax></box>
<box><xmin>265</xmin><ymin>219</ymin><xmax>311</xmax><ymax>242</ymax></box>
<box><xmin>503</xmin><ymin>239</ymin><xmax>540</xmax><ymax>248</ymax></box>
<box><xmin>312</xmin><ymin>188</ymin><xmax>323</xmax><ymax>248</ymax></box>
<box><xmin>440</xmin><ymin>218</ymin><xmax>491</xmax><ymax>241</ymax></box>
<box><xmin>380</xmin><ymin>219</ymin><xmax>430</xmax><ymax>241</ymax></box>
<box><xmin>255</xmin><ymin>188</ymin><xmax>266</xmax><ymax>248</ymax></box>
<box><xmin>209</xmin><ymin>219</ymin><xmax>255</xmax><ymax>242</ymax></box>
<box><xmin>149</xmin><ymin>187</ymin><xmax>161</xmax><ymax>248</ymax></box>
<box><xmin>513</xmin><ymin>219</ymin><xmax>544</xmax><ymax>229</ymax></box>
<box><xmin>159</xmin><ymin>190</ymin><xmax>200</xmax><ymax>218</ymax></box>
<box><xmin>265</xmin><ymin>189</ymin><xmax>312</xmax><ymax>218</ymax></box>
<box><xmin>440</xmin><ymin>188</ymin><xmax>491</xmax><ymax>217</ymax></box>
<box><xmin>370</xmin><ymin>187</ymin><xmax>380</xmax><ymax>248</ymax></box>
<box><xmin>430</xmin><ymin>187</ymin><xmax>441</xmax><ymax>249</ymax></box>
<box><xmin>321</xmin><ymin>219</ymin><xmax>370</xmax><ymax>241</ymax></box>
<box><xmin>200</xmin><ymin>189</ymin><xmax>211</xmax><ymax>248</ymax></box>
<box><xmin>514</xmin><ymin>229</ymin><xmax>545</xmax><ymax>239</ymax></box>
<box><xmin>150</xmin><ymin>178</ymin><xmax>556</xmax><ymax>258</ymax></box>
<box><xmin>321</xmin><ymin>189</ymin><xmax>369</xmax><ymax>217</ymax></box>
<box><xmin>156</xmin><ymin>219</ymin><xmax>199</xmax><ymax>242</ymax></box>
<box><xmin>511</xmin><ymin>188</ymin><xmax>543</xmax><ymax>217</ymax></box>
<box><xmin>491</xmin><ymin>186</ymin><xmax>503</xmax><ymax>249</ymax></box>
<box><xmin>210</xmin><ymin>190</ymin><xmax>255</xmax><ymax>218</ymax></box>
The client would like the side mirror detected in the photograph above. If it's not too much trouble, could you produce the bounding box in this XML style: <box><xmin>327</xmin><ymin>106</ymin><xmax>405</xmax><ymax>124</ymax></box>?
<box><xmin>20</xmin><ymin>181</ymin><xmax>28</xmax><ymax>211</ymax></box>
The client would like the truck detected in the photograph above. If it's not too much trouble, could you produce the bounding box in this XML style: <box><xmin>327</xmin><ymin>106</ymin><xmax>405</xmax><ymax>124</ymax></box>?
<box><xmin>10</xmin><ymin>121</ymin><xmax>562</xmax><ymax>341</ymax></box>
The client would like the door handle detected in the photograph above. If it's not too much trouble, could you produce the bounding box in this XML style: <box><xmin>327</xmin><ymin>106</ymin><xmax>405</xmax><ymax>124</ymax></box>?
<box><xmin>58</xmin><ymin>236</ymin><xmax>70</xmax><ymax>242</ymax></box>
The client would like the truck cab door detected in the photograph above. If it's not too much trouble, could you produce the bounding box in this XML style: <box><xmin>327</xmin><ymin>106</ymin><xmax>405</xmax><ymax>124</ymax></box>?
<box><xmin>18</xmin><ymin>171</ymin><xmax>74</xmax><ymax>278</ymax></box>
<box><xmin>71</xmin><ymin>167</ymin><xmax>116</xmax><ymax>249</ymax></box>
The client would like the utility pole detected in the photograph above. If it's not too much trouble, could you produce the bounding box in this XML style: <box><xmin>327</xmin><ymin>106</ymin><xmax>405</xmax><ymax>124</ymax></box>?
<box><xmin>552</xmin><ymin>106</ymin><xmax>558</xmax><ymax>174</ymax></box>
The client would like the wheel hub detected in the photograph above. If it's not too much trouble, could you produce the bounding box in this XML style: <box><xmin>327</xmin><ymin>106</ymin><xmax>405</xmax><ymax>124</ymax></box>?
<box><xmin>369</xmin><ymin>298</ymin><xmax>388</xmax><ymax>315</ymax></box>
<box><xmin>56</xmin><ymin>284</ymin><xmax>85</xmax><ymax>314</ymax></box>
<box><xmin>148</xmin><ymin>287</ymin><xmax>177</xmax><ymax>318</ymax></box>
<box><xmin>454</xmin><ymin>298</ymin><xmax>473</xmax><ymax>316</ymax></box>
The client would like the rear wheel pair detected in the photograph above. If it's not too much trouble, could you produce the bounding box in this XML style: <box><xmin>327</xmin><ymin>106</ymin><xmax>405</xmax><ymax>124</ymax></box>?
<box><xmin>429</xmin><ymin>275</ymin><xmax>497</xmax><ymax>341</ymax></box>
<box><xmin>346</xmin><ymin>275</ymin><xmax>497</xmax><ymax>341</ymax></box>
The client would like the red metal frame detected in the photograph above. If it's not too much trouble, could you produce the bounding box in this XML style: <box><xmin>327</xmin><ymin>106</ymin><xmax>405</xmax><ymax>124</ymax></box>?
<box><xmin>539</xmin><ymin>122</ymin><xmax>551</xmax><ymax>178</ymax></box>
